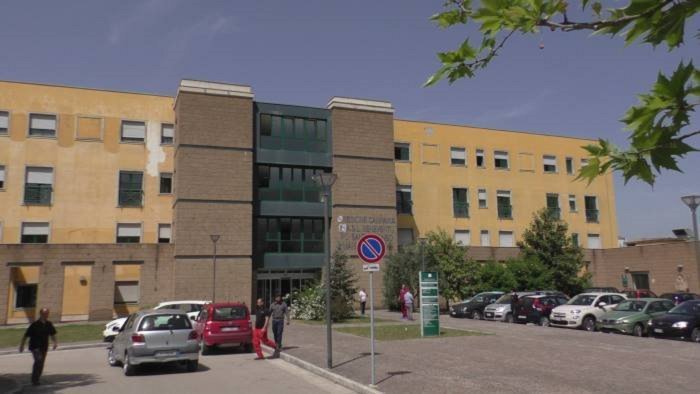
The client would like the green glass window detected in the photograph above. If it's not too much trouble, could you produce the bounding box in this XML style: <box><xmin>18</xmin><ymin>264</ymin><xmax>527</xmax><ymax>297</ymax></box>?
<box><xmin>497</xmin><ymin>191</ymin><xmax>512</xmax><ymax>219</ymax></box>
<box><xmin>119</xmin><ymin>171</ymin><xmax>143</xmax><ymax>207</ymax></box>
<box><xmin>546</xmin><ymin>194</ymin><xmax>560</xmax><ymax>219</ymax></box>
<box><xmin>257</xmin><ymin>217</ymin><xmax>324</xmax><ymax>254</ymax></box>
<box><xmin>585</xmin><ymin>196</ymin><xmax>599</xmax><ymax>222</ymax></box>
<box><xmin>259</xmin><ymin>114</ymin><xmax>328</xmax><ymax>153</ymax></box>
<box><xmin>257</xmin><ymin>165</ymin><xmax>325</xmax><ymax>202</ymax></box>
<box><xmin>452</xmin><ymin>188</ymin><xmax>469</xmax><ymax>218</ymax></box>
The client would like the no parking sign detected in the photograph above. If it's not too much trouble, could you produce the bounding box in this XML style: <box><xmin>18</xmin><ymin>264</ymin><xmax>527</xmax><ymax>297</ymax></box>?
<box><xmin>356</xmin><ymin>233</ymin><xmax>385</xmax><ymax>272</ymax></box>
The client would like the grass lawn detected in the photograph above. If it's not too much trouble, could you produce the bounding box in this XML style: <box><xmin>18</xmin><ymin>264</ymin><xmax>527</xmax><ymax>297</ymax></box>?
<box><xmin>335</xmin><ymin>324</ymin><xmax>485</xmax><ymax>341</ymax></box>
<box><xmin>295</xmin><ymin>315</ymin><xmax>391</xmax><ymax>325</ymax></box>
<box><xmin>0</xmin><ymin>324</ymin><xmax>104</xmax><ymax>349</ymax></box>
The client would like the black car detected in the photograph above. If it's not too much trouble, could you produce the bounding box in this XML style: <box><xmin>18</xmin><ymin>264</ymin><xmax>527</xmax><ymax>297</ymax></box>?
<box><xmin>585</xmin><ymin>287</ymin><xmax>620</xmax><ymax>293</ymax></box>
<box><xmin>514</xmin><ymin>294</ymin><xmax>570</xmax><ymax>326</ymax></box>
<box><xmin>648</xmin><ymin>300</ymin><xmax>700</xmax><ymax>342</ymax></box>
<box><xmin>659</xmin><ymin>292</ymin><xmax>698</xmax><ymax>305</ymax></box>
<box><xmin>450</xmin><ymin>292</ymin><xmax>503</xmax><ymax>319</ymax></box>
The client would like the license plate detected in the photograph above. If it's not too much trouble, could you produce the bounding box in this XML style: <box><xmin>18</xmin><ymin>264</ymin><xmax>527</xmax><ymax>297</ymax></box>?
<box><xmin>654</xmin><ymin>328</ymin><xmax>663</xmax><ymax>334</ymax></box>
<box><xmin>157</xmin><ymin>351</ymin><xmax>177</xmax><ymax>357</ymax></box>
<box><xmin>222</xmin><ymin>327</ymin><xmax>239</xmax><ymax>332</ymax></box>
<box><xmin>518</xmin><ymin>315</ymin><xmax>526</xmax><ymax>319</ymax></box>
<box><xmin>485</xmin><ymin>313</ymin><xmax>493</xmax><ymax>317</ymax></box>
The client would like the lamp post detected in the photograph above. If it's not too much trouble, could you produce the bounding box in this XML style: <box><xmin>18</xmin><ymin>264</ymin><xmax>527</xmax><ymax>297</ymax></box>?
<box><xmin>312</xmin><ymin>172</ymin><xmax>338</xmax><ymax>369</ymax></box>
<box><xmin>681</xmin><ymin>195</ymin><xmax>700</xmax><ymax>241</ymax></box>
<box><xmin>210</xmin><ymin>234</ymin><xmax>220</xmax><ymax>302</ymax></box>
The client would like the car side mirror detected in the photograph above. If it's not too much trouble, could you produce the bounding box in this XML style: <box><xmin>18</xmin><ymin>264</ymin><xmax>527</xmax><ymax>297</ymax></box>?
<box><xmin>112</xmin><ymin>326</ymin><xmax>120</xmax><ymax>332</ymax></box>
<box><xmin>190</xmin><ymin>315</ymin><xmax>196</xmax><ymax>321</ymax></box>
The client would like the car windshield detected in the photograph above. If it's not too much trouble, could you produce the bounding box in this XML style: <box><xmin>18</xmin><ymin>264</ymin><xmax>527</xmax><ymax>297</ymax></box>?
<box><xmin>138</xmin><ymin>314</ymin><xmax>191</xmax><ymax>331</ymax></box>
<box><xmin>494</xmin><ymin>294</ymin><xmax>511</xmax><ymax>304</ymax></box>
<box><xmin>568</xmin><ymin>295</ymin><xmax>597</xmax><ymax>306</ymax></box>
<box><xmin>613</xmin><ymin>300</ymin><xmax>647</xmax><ymax>312</ymax></box>
<box><xmin>213</xmin><ymin>306</ymin><xmax>247</xmax><ymax>321</ymax></box>
<box><xmin>668</xmin><ymin>302</ymin><xmax>700</xmax><ymax>315</ymax></box>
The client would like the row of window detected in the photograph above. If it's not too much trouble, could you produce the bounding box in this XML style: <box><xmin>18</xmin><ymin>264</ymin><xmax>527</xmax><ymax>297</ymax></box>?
<box><xmin>0</xmin><ymin>111</ymin><xmax>174</xmax><ymax>144</ymax></box>
<box><xmin>394</xmin><ymin>143</ymin><xmax>589</xmax><ymax>174</ymax></box>
<box><xmin>256</xmin><ymin>217</ymin><xmax>324</xmax><ymax>254</ymax></box>
<box><xmin>398</xmin><ymin>228</ymin><xmax>603</xmax><ymax>249</ymax></box>
<box><xmin>397</xmin><ymin>186</ymin><xmax>600</xmax><ymax>223</ymax></box>
<box><xmin>257</xmin><ymin>165</ymin><xmax>327</xmax><ymax>202</ymax></box>
<box><xmin>6</xmin><ymin>222</ymin><xmax>172</xmax><ymax>244</ymax></box>
<box><xmin>259</xmin><ymin>114</ymin><xmax>328</xmax><ymax>152</ymax></box>
<box><xmin>0</xmin><ymin>165</ymin><xmax>171</xmax><ymax>207</ymax></box>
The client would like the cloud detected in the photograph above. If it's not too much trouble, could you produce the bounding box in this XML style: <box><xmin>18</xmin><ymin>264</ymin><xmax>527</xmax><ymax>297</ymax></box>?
<box><xmin>107</xmin><ymin>0</ymin><xmax>179</xmax><ymax>45</ymax></box>
<box><xmin>475</xmin><ymin>89</ymin><xmax>552</xmax><ymax>124</ymax></box>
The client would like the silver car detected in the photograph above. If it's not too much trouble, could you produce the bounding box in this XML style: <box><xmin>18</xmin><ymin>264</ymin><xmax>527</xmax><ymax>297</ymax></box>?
<box><xmin>107</xmin><ymin>309</ymin><xmax>200</xmax><ymax>376</ymax></box>
<box><xmin>484</xmin><ymin>292</ymin><xmax>535</xmax><ymax>322</ymax></box>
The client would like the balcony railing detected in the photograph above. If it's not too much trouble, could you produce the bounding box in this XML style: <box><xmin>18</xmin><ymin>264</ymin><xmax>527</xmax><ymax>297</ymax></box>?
<box><xmin>453</xmin><ymin>202</ymin><xmax>469</xmax><ymax>218</ymax></box>
<box><xmin>24</xmin><ymin>184</ymin><xmax>52</xmax><ymax>205</ymax></box>
<box><xmin>119</xmin><ymin>190</ymin><xmax>143</xmax><ymax>207</ymax></box>
<box><xmin>586</xmin><ymin>209</ymin><xmax>599</xmax><ymax>223</ymax></box>
<box><xmin>498</xmin><ymin>204</ymin><xmax>513</xmax><ymax>219</ymax></box>
<box><xmin>547</xmin><ymin>207</ymin><xmax>561</xmax><ymax>220</ymax></box>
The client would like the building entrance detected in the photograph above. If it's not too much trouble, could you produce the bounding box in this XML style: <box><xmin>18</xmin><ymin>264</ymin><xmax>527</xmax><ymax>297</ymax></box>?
<box><xmin>256</xmin><ymin>269</ymin><xmax>320</xmax><ymax>306</ymax></box>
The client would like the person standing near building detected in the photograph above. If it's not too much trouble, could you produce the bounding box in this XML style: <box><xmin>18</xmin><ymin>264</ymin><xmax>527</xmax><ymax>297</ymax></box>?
<box><xmin>19</xmin><ymin>308</ymin><xmax>57</xmax><ymax>386</ymax></box>
<box><xmin>358</xmin><ymin>288</ymin><xmax>367</xmax><ymax>316</ymax></box>
<box><xmin>269</xmin><ymin>294</ymin><xmax>290</xmax><ymax>358</ymax></box>
<box><xmin>399</xmin><ymin>284</ymin><xmax>407</xmax><ymax>319</ymax></box>
<box><xmin>404</xmin><ymin>287</ymin><xmax>415</xmax><ymax>321</ymax></box>
<box><xmin>252</xmin><ymin>298</ymin><xmax>277</xmax><ymax>360</ymax></box>
<box><xmin>510</xmin><ymin>289</ymin><xmax>519</xmax><ymax>322</ymax></box>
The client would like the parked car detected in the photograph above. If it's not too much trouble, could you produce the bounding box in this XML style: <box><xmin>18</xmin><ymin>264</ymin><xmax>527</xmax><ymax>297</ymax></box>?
<box><xmin>194</xmin><ymin>302</ymin><xmax>252</xmax><ymax>354</ymax></box>
<box><xmin>623</xmin><ymin>289</ymin><xmax>657</xmax><ymax>299</ymax></box>
<box><xmin>648</xmin><ymin>300</ymin><xmax>700</xmax><ymax>342</ymax></box>
<box><xmin>107</xmin><ymin>309</ymin><xmax>200</xmax><ymax>376</ymax></box>
<box><xmin>598</xmin><ymin>298</ymin><xmax>675</xmax><ymax>336</ymax></box>
<box><xmin>484</xmin><ymin>292</ymin><xmax>535</xmax><ymax>323</ymax></box>
<box><xmin>550</xmin><ymin>292</ymin><xmax>627</xmax><ymax>331</ymax></box>
<box><xmin>659</xmin><ymin>292</ymin><xmax>698</xmax><ymax>305</ymax></box>
<box><xmin>103</xmin><ymin>300</ymin><xmax>209</xmax><ymax>341</ymax></box>
<box><xmin>514</xmin><ymin>294</ymin><xmax>570</xmax><ymax>326</ymax></box>
<box><xmin>450</xmin><ymin>292</ymin><xmax>504</xmax><ymax>319</ymax></box>
<box><xmin>584</xmin><ymin>287</ymin><xmax>620</xmax><ymax>293</ymax></box>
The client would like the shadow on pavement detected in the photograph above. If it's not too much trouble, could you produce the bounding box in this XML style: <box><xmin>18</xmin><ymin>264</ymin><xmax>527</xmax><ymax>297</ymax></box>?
<box><xmin>333</xmin><ymin>352</ymin><xmax>383</xmax><ymax>369</ymax></box>
<box><xmin>131</xmin><ymin>362</ymin><xmax>211</xmax><ymax>376</ymax></box>
<box><xmin>200</xmin><ymin>345</ymin><xmax>252</xmax><ymax>357</ymax></box>
<box><xmin>376</xmin><ymin>370</ymin><xmax>412</xmax><ymax>385</ymax></box>
<box><xmin>1</xmin><ymin>373</ymin><xmax>100</xmax><ymax>393</ymax></box>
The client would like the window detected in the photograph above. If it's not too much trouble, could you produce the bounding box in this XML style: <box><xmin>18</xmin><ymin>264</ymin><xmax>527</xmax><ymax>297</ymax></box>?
<box><xmin>159</xmin><ymin>173</ymin><xmax>172</xmax><ymax>194</ymax></box>
<box><xmin>257</xmin><ymin>217</ymin><xmax>324</xmax><ymax>254</ymax></box>
<box><xmin>259</xmin><ymin>114</ymin><xmax>328</xmax><ymax>153</ymax></box>
<box><xmin>0</xmin><ymin>111</ymin><xmax>8</xmax><ymax>134</ymax></box>
<box><xmin>394</xmin><ymin>143</ymin><xmax>410</xmax><ymax>161</ymax></box>
<box><xmin>571</xmin><ymin>233</ymin><xmax>579</xmax><ymax>246</ymax></box>
<box><xmin>396</xmin><ymin>186</ymin><xmax>412</xmax><ymax>214</ymax></box>
<box><xmin>14</xmin><ymin>284</ymin><xmax>38</xmax><ymax>309</ymax></box>
<box><xmin>21</xmin><ymin>222</ymin><xmax>49</xmax><ymax>243</ymax></box>
<box><xmin>476</xmin><ymin>149</ymin><xmax>485</xmax><ymax>168</ymax></box>
<box><xmin>257</xmin><ymin>165</ymin><xmax>324</xmax><ymax>203</ymax></box>
<box><xmin>568</xmin><ymin>195</ymin><xmax>577</xmax><ymax>212</ymax></box>
<box><xmin>610</xmin><ymin>295</ymin><xmax>625</xmax><ymax>305</ymax></box>
<box><xmin>587</xmin><ymin>234</ymin><xmax>602</xmax><ymax>249</ymax></box>
<box><xmin>398</xmin><ymin>229</ymin><xmax>414</xmax><ymax>247</ymax></box>
<box><xmin>121</xmin><ymin>121</ymin><xmax>146</xmax><ymax>142</ymax></box>
<box><xmin>585</xmin><ymin>196</ymin><xmax>598</xmax><ymax>222</ymax></box>
<box><xmin>161</xmin><ymin>124</ymin><xmax>174</xmax><ymax>144</ymax></box>
<box><xmin>24</xmin><ymin>167</ymin><xmax>53</xmax><ymax>205</ymax></box>
<box><xmin>450</xmin><ymin>147</ymin><xmax>466</xmax><ymax>166</ymax></box>
<box><xmin>478</xmin><ymin>189</ymin><xmax>487</xmax><ymax>209</ymax></box>
<box><xmin>546</xmin><ymin>194</ymin><xmax>560</xmax><ymax>219</ymax></box>
<box><xmin>494</xmin><ymin>151</ymin><xmax>509</xmax><ymax>169</ymax></box>
<box><xmin>454</xmin><ymin>230</ymin><xmax>470</xmax><ymax>246</ymax></box>
<box><xmin>480</xmin><ymin>230</ymin><xmax>490</xmax><ymax>246</ymax></box>
<box><xmin>114</xmin><ymin>281</ymin><xmax>139</xmax><ymax>304</ymax></box>
<box><xmin>499</xmin><ymin>231</ymin><xmax>514</xmax><ymax>247</ymax></box>
<box><xmin>581</xmin><ymin>158</ymin><xmax>589</xmax><ymax>167</ymax></box>
<box><xmin>543</xmin><ymin>155</ymin><xmax>557</xmax><ymax>173</ymax></box>
<box><xmin>631</xmin><ymin>272</ymin><xmax>650</xmax><ymax>290</ymax></box>
<box><xmin>117</xmin><ymin>223</ymin><xmax>142</xmax><ymax>243</ymax></box>
<box><xmin>497</xmin><ymin>190</ymin><xmax>512</xmax><ymax>219</ymax></box>
<box><xmin>118</xmin><ymin>171</ymin><xmax>143</xmax><ymax>207</ymax></box>
<box><xmin>29</xmin><ymin>114</ymin><xmax>56</xmax><ymax>137</ymax></box>
<box><xmin>0</xmin><ymin>165</ymin><xmax>5</xmax><ymax>189</ymax></box>
<box><xmin>566</xmin><ymin>157</ymin><xmax>574</xmax><ymax>175</ymax></box>
<box><xmin>452</xmin><ymin>188</ymin><xmax>469</xmax><ymax>218</ymax></box>
<box><xmin>158</xmin><ymin>224</ymin><xmax>171</xmax><ymax>244</ymax></box>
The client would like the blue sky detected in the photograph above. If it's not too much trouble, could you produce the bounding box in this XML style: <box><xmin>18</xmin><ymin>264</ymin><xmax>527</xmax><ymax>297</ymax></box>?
<box><xmin>1</xmin><ymin>0</ymin><xmax>698</xmax><ymax>240</ymax></box>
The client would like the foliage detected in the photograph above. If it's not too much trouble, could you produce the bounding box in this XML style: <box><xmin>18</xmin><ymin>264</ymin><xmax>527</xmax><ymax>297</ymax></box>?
<box><xmin>473</xmin><ymin>261</ymin><xmax>517</xmax><ymax>293</ymax></box>
<box><xmin>426</xmin><ymin>229</ymin><xmax>481</xmax><ymax>306</ymax></box>
<box><xmin>290</xmin><ymin>284</ymin><xmax>326</xmax><ymax>321</ymax></box>
<box><xmin>383</xmin><ymin>242</ymin><xmax>423</xmax><ymax>310</ymax></box>
<box><xmin>518</xmin><ymin>208</ymin><xmax>590</xmax><ymax>295</ymax></box>
<box><xmin>504</xmin><ymin>256</ymin><xmax>556</xmax><ymax>291</ymax></box>
<box><xmin>428</xmin><ymin>0</ymin><xmax>699</xmax><ymax>185</ymax></box>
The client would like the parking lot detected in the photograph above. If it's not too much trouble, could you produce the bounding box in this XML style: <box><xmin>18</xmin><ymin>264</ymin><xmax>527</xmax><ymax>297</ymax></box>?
<box><xmin>0</xmin><ymin>347</ymin><xmax>352</xmax><ymax>394</ymax></box>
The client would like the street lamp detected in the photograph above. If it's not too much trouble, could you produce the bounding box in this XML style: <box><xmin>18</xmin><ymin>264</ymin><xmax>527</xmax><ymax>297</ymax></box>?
<box><xmin>681</xmin><ymin>195</ymin><xmax>700</xmax><ymax>241</ymax></box>
<box><xmin>210</xmin><ymin>234</ymin><xmax>220</xmax><ymax>302</ymax></box>
<box><xmin>312</xmin><ymin>172</ymin><xmax>338</xmax><ymax>369</ymax></box>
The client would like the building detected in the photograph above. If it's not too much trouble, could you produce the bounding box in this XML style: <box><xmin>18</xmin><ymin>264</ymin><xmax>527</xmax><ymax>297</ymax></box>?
<box><xmin>0</xmin><ymin>78</ymin><xmax>659</xmax><ymax>325</ymax></box>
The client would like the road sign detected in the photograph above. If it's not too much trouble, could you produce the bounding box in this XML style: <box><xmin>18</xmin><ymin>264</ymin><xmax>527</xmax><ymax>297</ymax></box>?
<box><xmin>420</xmin><ymin>271</ymin><xmax>440</xmax><ymax>337</ymax></box>
<box><xmin>357</xmin><ymin>233</ymin><xmax>386</xmax><ymax>271</ymax></box>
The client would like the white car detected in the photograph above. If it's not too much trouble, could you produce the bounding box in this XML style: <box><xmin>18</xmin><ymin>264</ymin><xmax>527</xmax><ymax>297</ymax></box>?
<box><xmin>103</xmin><ymin>300</ymin><xmax>210</xmax><ymax>341</ymax></box>
<box><xmin>550</xmin><ymin>293</ymin><xmax>627</xmax><ymax>331</ymax></box>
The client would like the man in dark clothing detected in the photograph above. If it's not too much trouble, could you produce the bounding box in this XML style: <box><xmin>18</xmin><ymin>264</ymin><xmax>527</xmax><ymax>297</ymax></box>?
<box><xmin>252</xmin><ymin>298</ymin><xmax>277</xmax><ymax>360</ymax></box>
<box><xmin>269</xmin><ymin>294</ymin><xmax>290</xmax><ymax>358</ymax></box>
<box><xmin>19</xmin><ymin>308</ymin><xmax>57</xmax><ymax>386</ymax></box>
<box><xmin>510</xmin><ymin>289</ymin><xmax>519</xmax><ymax>322</ymax></box>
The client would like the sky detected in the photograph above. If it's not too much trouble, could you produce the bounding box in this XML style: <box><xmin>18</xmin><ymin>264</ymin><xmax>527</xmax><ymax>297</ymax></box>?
<box><xmin>1</xmin><ymin>0</ymin><xmax>698</xmax><ymax>240</ymax></box>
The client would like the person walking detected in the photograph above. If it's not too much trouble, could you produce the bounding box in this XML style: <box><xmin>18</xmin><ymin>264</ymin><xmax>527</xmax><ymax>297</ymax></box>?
<box><xmin>358</xmin><ymin>288</ymin><xmax>367</xmax><ymax>316</ymax></box>
<box><xmin>404</xmin><ymin>287</ymin><xmax>415</xmax><ymax>321</ymax></box>
<box><xmin>19</xmin><ymin>308</ymin><xmax>57</xmax><ymax>386</ymax></box>
<box><xmin>510</xmin><ymin>289</ymin><xmax>519</xmax><ymax>322</ymax></box>
<box><xmin>269</xmin><ymin>293</ymin><xmax>290</xmax><ymax>358</ymax></box>
<box><xmin>252</xmin><ymin>298</ymin><xmax>277</xmax><ymax>360</ymax></box>
<box><xmin>399</xmin><ymin>284</ymin><xmax>407</xmax><ymax>319</ymax></box>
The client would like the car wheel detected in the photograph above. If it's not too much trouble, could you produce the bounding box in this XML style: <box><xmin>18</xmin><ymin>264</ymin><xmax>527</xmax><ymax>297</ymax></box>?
<box><xmin>691</xmin><ymin>328</ymin><xmax>700</xmax><ymax>343</ymax></box>
<box><xmin>201</xmin><ymin>342</ymin><xmax>212</xmax><ymax>355</ymax></box>
<box><xmin>123</xmin><ymin>353</ymin><xmax>136</xmax><ymax>376</ymax></box>
<box><xmin>107</xmin><ymin>348</ymin><xmax>119</xmax><ymax>367</ymax></box>
<box><xmin>505</xmin><ymin>313</ymin><xmax>513</xmax><ymax>323</ymax></box>
<box><xmin>471</xmin><ymin>311</ymin><xmax>482</xmax><ymax>320</ymax></box>
<box><xmin>582</xmin><ymin>316</ymin><xmax>596</xmax><ymax>332</ymax></box>
<box><xmin>186</xmin><ymin>360</ymin><xmax>199</xmax><ymax>372</ymax></box>
<box><xmin>539</xmin><ymin>317</ymin><xmax>550</xmax><ymax>327</ymax></box>
<box><xmin>633</xmin><ymin>324</ymin><xmax>645</xmax><ymax>337</ymax></box>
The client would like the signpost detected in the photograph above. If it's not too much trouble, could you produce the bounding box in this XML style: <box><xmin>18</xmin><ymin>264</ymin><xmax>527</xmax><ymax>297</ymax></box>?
<box><xmin>356</xmin><ymin>233</ymin><xmax>385</xmax><ymax>387</ymax></box>
<box><xmin>420</xmin><ymin>271</ymin><xmax>440</xmax><ymax>337</ymax></box>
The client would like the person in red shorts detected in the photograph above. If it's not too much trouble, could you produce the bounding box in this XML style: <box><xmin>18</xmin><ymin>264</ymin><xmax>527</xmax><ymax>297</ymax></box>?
<box><xmin>252</xmin><ymin>298</ymin><xmax>277</xmax><ymax>360</ymax></box>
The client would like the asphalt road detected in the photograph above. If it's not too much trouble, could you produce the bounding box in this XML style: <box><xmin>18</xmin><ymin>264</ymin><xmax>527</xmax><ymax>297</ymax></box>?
<box><xmin>0</xmin><ymin>346</ymin><xmax>353</xmax><ymax>394</ymax></box>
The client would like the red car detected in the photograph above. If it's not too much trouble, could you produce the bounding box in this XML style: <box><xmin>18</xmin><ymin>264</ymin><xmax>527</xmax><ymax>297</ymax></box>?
<box><xmin>623</xmin><ymin>289</ymin><xmax>657</xmax><ymax>299</ymax></box>
<box><xmin>194</xmin><ymin>302</ymin><xmax>252</xmax><ymax>354</ymax></box>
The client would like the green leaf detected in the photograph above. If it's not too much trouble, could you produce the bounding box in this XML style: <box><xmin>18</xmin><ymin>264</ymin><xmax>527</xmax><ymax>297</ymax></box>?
<box><xmin>592</xmin><ymin>2</ymin><xmax>602</xmax><ymax>16</ymax></box>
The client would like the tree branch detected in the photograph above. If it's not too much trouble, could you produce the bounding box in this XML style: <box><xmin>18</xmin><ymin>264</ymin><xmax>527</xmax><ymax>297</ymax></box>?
<box><xmin>467</xmin><ymin>30</ymin><xmax>516</xmax><ymax>69</ymax></box>
<box><xmin>678</xmin><ymin>130</ymin><xmax>700</xmax><ymax>141</ymax></box>
<box><xmin>536</xmin><ymin>0</ymin><xmax>675</xmax><ymax>32</ymax></box>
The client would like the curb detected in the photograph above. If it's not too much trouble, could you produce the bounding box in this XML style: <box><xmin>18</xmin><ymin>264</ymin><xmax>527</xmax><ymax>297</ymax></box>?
<box><xmin>0</xmin><ymin>341</ymin><xmax>107</xmax><ymax>356</ymax></box>
<box><xmin>263</xmin><ymin>345</ymin><xmax>382</xmax><ymax>394</ymax></box>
